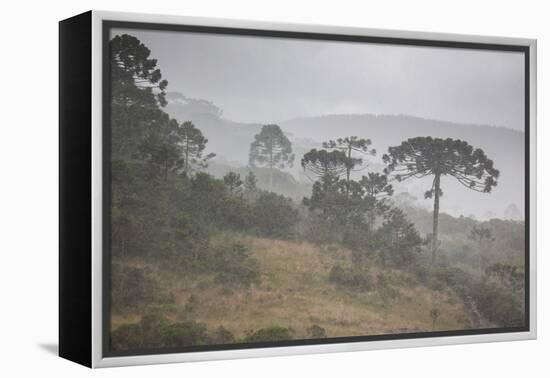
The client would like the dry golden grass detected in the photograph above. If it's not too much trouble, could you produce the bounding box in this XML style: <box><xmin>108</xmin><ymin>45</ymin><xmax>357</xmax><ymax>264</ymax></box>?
<box><xmin>112</xmin><ymin>234</ymin><xmax>472</xmax><ymax>339</ymax></box>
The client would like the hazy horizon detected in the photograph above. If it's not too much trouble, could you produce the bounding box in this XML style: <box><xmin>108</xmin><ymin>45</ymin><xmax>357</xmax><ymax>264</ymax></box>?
<box><xmin>111</xmin><ymin>28</ymin><xmax>526</xmax><ymax>221</ymax></box>
<box><xmin>167</xmin><ymin>90</ymin><xmax>526</xmax><ymax>134</ymax></box>
<box><xmin>112</xmin><ymin>28</ymin><xmax>525</xmax><ymax>131</ymax></box>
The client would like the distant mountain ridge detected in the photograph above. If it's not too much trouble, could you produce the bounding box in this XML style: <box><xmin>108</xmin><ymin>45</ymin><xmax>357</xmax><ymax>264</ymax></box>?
<box><xmin>164</xmin><ymin>93</ymin><xmax>525</xmax><ymax>220</ymax></box>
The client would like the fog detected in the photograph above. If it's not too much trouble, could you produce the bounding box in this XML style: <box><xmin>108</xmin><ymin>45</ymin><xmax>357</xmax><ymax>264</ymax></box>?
<box><xmin>113</xmin><ymin>27</ymin><xmax>524</xmax><ymax>130</ymax></box>
<box><xmin>111</xmin><ymin>28</ymin><xmax>526</xmax><ymax>220</ymax></box>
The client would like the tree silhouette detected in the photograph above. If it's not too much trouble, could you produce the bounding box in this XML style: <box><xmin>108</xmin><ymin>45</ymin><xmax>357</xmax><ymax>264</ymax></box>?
<box><xmin>137</xmin><ymin>118</ymin><xmax>182</xmax><ymax>180</ymax></box>
<box><xmin>301</xmin><ymin>149</ymin><xmax>348</xmax><ymax>222</ymax></box>
<box><xmin>358</xmin><ymin>173</ymin><xmax>394</xmax><ymax>230</ymax></box>
<box><xmin>383</xmin><ymin>137</ymin><xmax>499</xmax><ymax>264</ymax></box>
<box><xmin>485</xmin><ymin>263</ymin><xmax>523</xmax><ymax>289</ymax></box>
<box><xmin>249</xmin><ymin>124</ymin><xmax>294</xmax><ymax>190</ymax></box>
<box><xmin>323</xmin><ymin>136</ymin><xmax>376</xmax><ymax>194</ymax></box>
<box><xmin>377</xmin><ymin>207</ymin><xmax>422</xmax><ymax>267</ymax></box>
<box><xmin>110</xmin><ymin>34</ymin><xmax>168</xmax><ymax>105</ymax></box>
<box><xmin>110</xmin><ymin>34</ymin><xmax>169</xmax><ymax>159</ymax></box>
<box><xmin>244</xmin><ymin>171</ymin><xmax>259</xmax><ymax>195</ymax></box>
<box><xmin>301</xmin><ymin>149</ymin><xmax>347</xmax><ymax>187</ymax></box>
<box><xmin>177</xmin><ymin>121</ymin><xmax>215</xmax><ymax>174</ymax></box>
<box><xmin>469</xmin><ymin>225</ymin><xmax>493</xmax><ymax>244</ymax></box>
<box><xmin>223</xmin><ymin>172</ymin><xmax>243</xmax><ymax>195</ymax></box>
<box><xmin>359</xmin><ymin>173</ymin><xmax>394</xmax><ymax>199</ymax></box>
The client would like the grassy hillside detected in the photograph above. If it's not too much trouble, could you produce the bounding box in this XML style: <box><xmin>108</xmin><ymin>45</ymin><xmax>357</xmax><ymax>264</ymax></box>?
<box><xmin>112</xmin><ymin>233</ymin><xmax>475</xmax><ymax>342</ymax></box>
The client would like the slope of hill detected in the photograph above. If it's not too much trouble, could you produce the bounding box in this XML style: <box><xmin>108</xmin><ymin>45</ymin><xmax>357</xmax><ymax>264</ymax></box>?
<box><xmin>111</xmin><ymin>233</ymin><xmax>477</xmax><ymax>342</ymax></box>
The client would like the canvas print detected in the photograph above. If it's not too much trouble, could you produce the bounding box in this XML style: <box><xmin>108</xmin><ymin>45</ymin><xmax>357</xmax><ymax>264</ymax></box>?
<box><xmin>106</xmin><ymin>25</ymin><xmax>527</xmax><ymax>354</ymax></box>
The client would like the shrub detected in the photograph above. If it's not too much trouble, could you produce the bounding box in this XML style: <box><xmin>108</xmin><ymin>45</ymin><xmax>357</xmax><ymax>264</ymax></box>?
<box><xmin>220</xmin><ymin>196</ymin><xmax>252</xmax><ymax>230</ymax></box>
<box><xmin>343</xmin><ymin>227</ymin><xmax>375</xmax><ymax>257</ymax></box>
<box><xmin>184</xmin><ymin>294</ymin><xmax>198</xmax><ymax>313</ymax></box>
<box><xmin>140</xmin><ymin>308</ymin><xmax>169</xmax><ymax>348</ymax></box>
<box><xmin>301</xmin><ymin>213</ymin><xmax>340</xmax><ymax>244</ymax></box>
<box><xmin>252</xmin><ymin>192</ymin><xmax>299</xmax><ymax>238</ymax></box>
<box><xmin>212</xmin><ymin>243</ymin><xmax>260</xmax><ymax>287</ymax></box>
<box><xmin>161</xmin><ymin>321</ymin><xmax>209</xmax><ymax>347</ymax></box>
<box><xmin>474</xmin><ymin>280</ymin><xmax>524</xmax><ymax>327</ymax></box>
<box><xmin>376</xmin><ymin>208</ymin><xmax>422</xmax><ymax>268</ymax></box>
<box><xmin>429</xmin><ymin>266</ymin><xmax>471</xmax><ymax>296</ymax></box>
<box><xmin>377</xmin><ymin>273</ymin><xmax>400</xmax><ymax>302</ymax></box>
<box><xmin>329</xmin><ymin>264</ymin><xmax>371</xmax><ymax>291</ymax></box>
<box><xmin>110</xmin><ymin>324</ymin><xmax>142</xmax><ymax>351</ymax></box>
<box><xmin>244</xmin><ymin>326</ymin><xmax>294</xmax><ymax>342</ymax></box>
<box><xmin>307</xmin><ymin>325</ymin><xmax>327</xmax><ymax>339</ymax></box>
<box><xmin>210</xmin><ymin>326</ymin><xmax>236</xmax><ymax>344</ymax></box>
<box><xmin>111</xmin><ymin>264</ymin><xmax>158</xmax><ymax>312</ymax></box>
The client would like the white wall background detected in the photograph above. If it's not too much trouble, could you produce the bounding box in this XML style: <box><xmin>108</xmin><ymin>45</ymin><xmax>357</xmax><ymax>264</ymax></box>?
<box><xmin>0</xmin><ymin>0</ymin><xmax>546</xmax><ymax>376</ymax></box>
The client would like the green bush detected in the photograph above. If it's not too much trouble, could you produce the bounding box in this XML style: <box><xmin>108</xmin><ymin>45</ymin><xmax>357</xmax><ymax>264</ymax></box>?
<box><xmin>301</xmin><ymin>213</ymin><xmax>340</xmax><ymax>244</ymax></box>
<box><xmin>474</xmin><ymin>281</ymin><xmax>524</xmax><ymax>327</ymax></box>
<box><xmin>209</xmin><ymin>326</ymin><xmax>236</xmax><ymax>344</ymax></box>
<box><xmin>377</xmin><ymin>273</ymin><xmax>400</xmax><ymax>302</ymax></box>
<box><xmin>161</xmin><ymin>321</ymin><xmax>209</xmax><ymax>347</ymax></box>
<box><xmin>211</xmin><ymin>242</ymin><xmax>260</xmax><ymax>287</ymax></box>
<box><xmin>244</xmin><ymin>326</ymin><xmax>294</xmax><ymax>342</ymax></box>
<box><xmin>342</xmin><ymin>227</ymin><xmax>376</xmax><ymax>255</ymax></box>
<box><xmin>432</xmin><ymin>267</ymin><xmax>471</xmax><ymax>294</ymax></box>
<box><xmin>307</xmin><ymin>324</ymin><xmax>327</xmax><ymax>339</ymax></box>
<box><xmin>140</xmin><ymin>308</ymin><xmax>169</xmax><ymax>348</ymax></box>
<box><xmin>110</xmin><ymin>324</ymin><xmax>142</xmax><ymax>351</ymax></box>
<box><xmin>252</xmin><ymin>192</ymin><xmax>299</xmax><ymax>238</ymax></box>
<box><xmin>329</xmin><ymin>264</ymin><xmax>371</xmax><ymax>291</ymax></box>
<box><xmin>376</xmin><ymin>208</ymin><xmax>422</xmax><ymax>268</ymax></box>
<box><xmin>111</xmin><ymin>264</ymin><xmax>159</xmax><ymax>312</ymax></box>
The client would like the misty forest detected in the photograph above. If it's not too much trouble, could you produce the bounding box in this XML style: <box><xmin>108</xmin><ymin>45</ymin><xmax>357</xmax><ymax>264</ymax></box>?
<box><xmin>108</xmin><ymin>34</ymin><xmax>526</xmax><ymax>352</ymax></box>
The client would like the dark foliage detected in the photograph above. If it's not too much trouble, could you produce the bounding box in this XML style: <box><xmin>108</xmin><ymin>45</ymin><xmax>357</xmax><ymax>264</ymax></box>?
<box><xmin>111</xmin><ymin>264</ymin><xmax>163</xmax><ymax>312</ymax></box>
<box><xmin>244</xmin><ymin>326</ymin><xmax>294</xmax><ymax>342</ymax></box>
<box><xmin>474</xmin><ymin>280</ymin><xmax>524</xmax><ymax>327</ymax></box>
<box><xmin>307</xmin><ymin>324</ymin><xmax>328</xmax><ymax>339</ymax></box>
<box><xmin>211</xmin><ymin>243</ymin><xmax>260</xmax><ymax>287</ymax></box>
<box><xmin>210</xmin><ymin>326</ymin><xmax>236</xmax><ymax>345</ymax></box>
<box><xmin>376</xmin><ymin>208</ymin><xmax>423</xmax><ymax>267</ymax></box>
<box><xmin>162</xmin><ymin>321</ymin><xmax>209</xmax><ymax>348</ymax></box>
<box><xmin>383</xmin><ymin>137</ymin><xmax>500</xmax><ymax>264</ymax></box>
<box><xmin>329</xmin><ymin>264</ymin><xmax>372</xmax><ymax>291</ymax></box>
<box><xmin>252</xmin><ymin>192</ymin><xmax>299</xmax><ymax>238</ymax></box>
<box><xmin>110</xmin><ymin>324</ymin><xmax>143</xmax><ymax>351</ymax></box>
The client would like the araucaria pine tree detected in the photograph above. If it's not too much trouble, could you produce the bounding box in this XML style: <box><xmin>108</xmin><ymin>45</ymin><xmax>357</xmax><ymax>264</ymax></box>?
<box><xmin>323</xmin><ymin>136</ymin><xmax>376</xmax><ymax>194</ymax></box>
<box><xmin>383</xmin><ymin>137</ymin><xmax>499</xmax><ymax>264</ymax></box>
<box><xmin>249</xmin><ymin>124</ymin><xmax>294</xmax><ymax>190</ymax></box>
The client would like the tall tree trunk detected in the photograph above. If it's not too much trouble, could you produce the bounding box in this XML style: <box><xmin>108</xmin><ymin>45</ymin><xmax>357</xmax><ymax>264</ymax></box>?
<box><xmin>345</xmin><ymin>145</ymin><xmax>352</xmax><ymax>198</ymax></box>
<box><xmin>432</xmin><ymin>174</ymin><xmax>441</xmax><ymax>265</ymax></box>
<box><xmin>367</xmin><ymin>209</ymin><xmax>375</xmax><ymax>232</ymax></box>
<box><xmin>185</xmin><ymin>141</ymin><xmax>190</xmax><ymax>174</ymax></box>
<box><xmin>269</xmin><ymin>147</ymin><xmax>273</xmax><ymax>191</ymax></box>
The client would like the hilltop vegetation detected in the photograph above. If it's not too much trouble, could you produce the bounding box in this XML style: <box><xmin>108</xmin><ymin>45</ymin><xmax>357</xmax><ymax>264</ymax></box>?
<box><xmin>112</xmin><ymin>235</ymin><xmax>474</xmax><ymax>350</ymax></box>
<box><xmin>108</xmin><ymin>33</ymin><xmax>526</xmax><ymax>353</ymax></box>
<box><xmin>164</xmin><ymin>92</ymin><xmax>525</xmax><ymax>221</ymax></box>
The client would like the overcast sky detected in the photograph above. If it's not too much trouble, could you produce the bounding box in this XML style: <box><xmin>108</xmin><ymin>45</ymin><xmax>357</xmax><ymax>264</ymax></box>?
<box><xmin>113</xmin><ymin>28</ymin><xmax>525</xmax><ymax>131</ymax></box>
